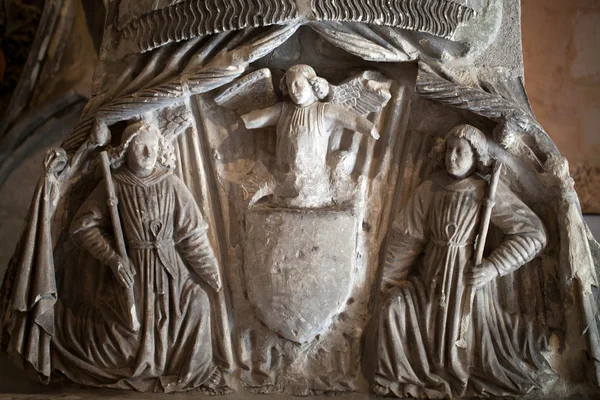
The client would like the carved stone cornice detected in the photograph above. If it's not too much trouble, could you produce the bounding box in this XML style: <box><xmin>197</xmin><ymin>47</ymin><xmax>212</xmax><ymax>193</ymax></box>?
<box><xmin>106</xmin><ymin>0</ymin><xmax>475</xmax><ymax>56</ymax></box>
<box><xmin>117</xmin><ymin>0</ymin><xmax>298</xmax><ymax>54</ymax></box>
<box><xmin>311</xmin><ymin>0</ymin><xmax>474</xmax><ymax>39</ymax></box>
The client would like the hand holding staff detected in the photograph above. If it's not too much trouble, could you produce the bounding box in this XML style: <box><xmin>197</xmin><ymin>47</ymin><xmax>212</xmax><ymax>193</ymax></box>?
<box><xmin>100</xmin><ymin>151</ymin><xmax>141</xmax><ymax>332</ymax></box>
<box><xmin>456</xmin><ymin>160</ymin><xmax>503</xmax><ymax>348</ymax></box>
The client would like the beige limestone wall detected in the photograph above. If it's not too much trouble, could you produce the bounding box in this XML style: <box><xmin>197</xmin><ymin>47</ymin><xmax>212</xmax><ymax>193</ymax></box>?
<box><xmin>522</xmin><ymin>0</ymin><xmax>600</xmax><ymax>212</ymax></box>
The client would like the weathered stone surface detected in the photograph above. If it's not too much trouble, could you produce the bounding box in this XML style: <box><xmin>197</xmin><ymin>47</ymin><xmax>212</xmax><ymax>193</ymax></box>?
<box><xmin>244</xmin><ymin>206</ymin><xmax>357</xmax><ymax>343</ymax></box>
<box><xmin>0</xmin><ymin>0</ymin><xmax>599</xmax><ymax>398</ymax></box>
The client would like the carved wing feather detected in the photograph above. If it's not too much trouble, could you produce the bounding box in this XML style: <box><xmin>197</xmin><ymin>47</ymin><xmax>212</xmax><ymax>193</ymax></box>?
<box><xmin>158</xmin><ymin>104</ymin><xmax>193</xmax><ymax>143</ymax></box>
<box><xmin>328</xmin><ymin>71</ymin><xmax>392</xmax><ymax>116</ymax></box>
<box><xmin>214</xmin><ymin>68</ymin><xmax>280</xmax><ymax>115</ymax></box>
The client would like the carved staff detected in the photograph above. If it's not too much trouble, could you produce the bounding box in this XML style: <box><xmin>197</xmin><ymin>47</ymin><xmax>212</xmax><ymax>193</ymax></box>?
<box><xmin>99</xmin><ymin>151</ymin><xmax>140</xmax><ymax>332</ymax></box>
<box><xmin>456</xmin><ymin>160</ymin><xmax>503</xmax><ymax>348</ymax></box>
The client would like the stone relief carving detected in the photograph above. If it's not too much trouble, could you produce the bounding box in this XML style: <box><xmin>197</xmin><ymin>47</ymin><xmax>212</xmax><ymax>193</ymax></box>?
<box><xmin>311</xmin><ymin>0</ymin><xmax>475</xmax><ymax>39</ymax></box>
<box><xmin>108</xmin><ymin>0</ymin><xmax>476</xmax><ymax>57</ymax></box>
<box><xmin>374</xmin><ymin>124</ymin><xmax>553</xmax><ymax>398</ymax></box>
<box><xmin>34</xmin><ymin>122</ymin><xmax>226</xmax><ymax>393</ymax></box>
<box><xmin>1</xmin><ymin>0</ymin><xmax>599</xmax><ymax>398</ymax></box>
<box><xmin>231</xmin><ymin>64</ymin><xmax>388</xmax><ymax>207</ymax></box>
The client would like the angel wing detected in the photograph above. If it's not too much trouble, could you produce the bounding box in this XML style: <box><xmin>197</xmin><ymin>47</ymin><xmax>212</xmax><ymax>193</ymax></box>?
<box><xmin>214</xmin><ymin>68</ymin><xmax>279</xmax><ymax>115</ymax></box>
<box><xmin>157</xmin><ymin>104</ymin><xmax>195</xmax><ymax>143</ymax></box>
<box><xmin>328</xmin><ymin>71</ymin><xmax>392</xmax><ymax>116</ymax></box>
<box><xmin>216</xmin><ymin>68</ymin><xmax>392</xmax><ymax>116</ymax></box>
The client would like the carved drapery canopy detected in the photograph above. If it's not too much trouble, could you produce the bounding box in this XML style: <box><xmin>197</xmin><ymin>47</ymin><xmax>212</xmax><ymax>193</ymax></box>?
<box><xmin>107</xmin><ymin>0</ymin><xmax>475</xmax><ymax>55</ymax></box>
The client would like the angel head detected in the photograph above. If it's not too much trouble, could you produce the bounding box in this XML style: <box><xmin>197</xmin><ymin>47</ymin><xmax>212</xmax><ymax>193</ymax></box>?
<box><xmin>111</xmin><ymin>121</ymin><xmax>175</xmax><ymax>176</ymax></box>
<box><xmin>431</xmin><ymin>124</ymin><xmax>492</xmax><ymax>179</ymax></box>
<box><xmin>279</xmin><ymin>64</ymin><xmax>329</xmax><ymax>107</ymax></box>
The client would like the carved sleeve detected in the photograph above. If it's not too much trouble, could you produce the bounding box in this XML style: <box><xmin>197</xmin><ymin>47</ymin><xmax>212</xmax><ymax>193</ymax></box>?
<box><xmin>240</xmin><ymin>103</ymin><xmax>283</xmax><ymax>130</ymax></box>
<box><xmin>70</xmin><ymin>183</ymin><xmax>119</xmax><ymax>266</ymax></box>
<box><xmin>486</xmin><ymin>182</ymin><xmax>547</xmax><ymax>276</ymax></box>
<box><xmin>381</xmin><ymin>181</ymin><xmax>431</xmax><ymax>290</ymax></box>
<box><xmin>172</xmin><ymin>177</ymin><xmax>222</xmax><ymax>290</ymax></box>
<box><xmin>322</xmin><ymin>103</ymin><xmax>375</xmax><ymax>136</ymax></box>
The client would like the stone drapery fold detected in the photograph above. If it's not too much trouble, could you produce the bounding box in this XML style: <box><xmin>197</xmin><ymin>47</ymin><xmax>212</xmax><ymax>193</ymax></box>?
<box><xmin>0</xmin><ymin>175</ymin><xmax>58</xmax><ymax>380</ymax></box>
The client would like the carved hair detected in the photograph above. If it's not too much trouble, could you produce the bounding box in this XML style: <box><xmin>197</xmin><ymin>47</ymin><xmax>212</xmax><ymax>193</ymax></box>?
<box><xmin>110</xmin><ymin>121</ymin><xmax>175</xmax><ymax>169</ymax></box>
<box><xmin>279</xmin><ymin>64</ymin><xmax>330</xmax><ymax>100</ymax></box>
<box><xmin>430</xmin><ymin>124</ymin><xmax>492</xmax><ymax>172</ymax></box>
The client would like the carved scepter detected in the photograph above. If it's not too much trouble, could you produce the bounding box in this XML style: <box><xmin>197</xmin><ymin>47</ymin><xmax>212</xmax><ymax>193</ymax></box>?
<box><xmin>456</xmin><ymin>160</ymin><xmax>503</xmax><ymax>348</ymax></box>
<box><xmin>100</xmin><ymin>151</ymin><xmax>140</xmax><ymax>332</ymax></box>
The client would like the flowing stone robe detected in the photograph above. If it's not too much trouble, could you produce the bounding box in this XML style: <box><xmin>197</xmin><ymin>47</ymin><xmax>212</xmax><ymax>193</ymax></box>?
<box><xmin>243</xmin><ymin>99</ymin><xmax>375</xmax><ymax>207</ymax></box>
<box><xmin>52</xmin><ymin>167</ymin><xmax>220</xmax><ymax>393</ymax></box>
<box><xmin>376</xmin><ymin>171</ymin><xmax>552</xmax><ymax>397</ymax></box>
<box><xmin>275</xmin><ymin>101</ymin><xmax>331</xmax><ymax>205</ymax></box>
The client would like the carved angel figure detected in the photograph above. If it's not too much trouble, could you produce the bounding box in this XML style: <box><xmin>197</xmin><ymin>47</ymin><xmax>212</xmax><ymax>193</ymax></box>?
<box><xmin>51</xmin><ymin>122</ymin><xmax>222</xmax><ymax>392</ymax></box>
<box><xmin>374</xmin><ymin>125</ymin><xmax>553</xmax><ymax>397</ymax></box>
<box><xmin>237</xmin><ymin>64</ymin><xmax>389</xmax><ymax>207</ymax></box>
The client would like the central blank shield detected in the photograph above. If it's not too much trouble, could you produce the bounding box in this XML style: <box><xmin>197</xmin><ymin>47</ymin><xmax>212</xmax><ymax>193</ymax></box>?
<box><xmin>244</xmin><ymin>206</ymin><xmax>357</xmax><ymax>343</ymax></box>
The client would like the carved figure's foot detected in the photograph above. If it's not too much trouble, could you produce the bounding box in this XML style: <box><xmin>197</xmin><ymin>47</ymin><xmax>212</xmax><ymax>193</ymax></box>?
<box><xmin>199</xmin><ymin>368</ymin><xmax>233</xmax><ymax>396</ymax></box>
<box><xmin>372</xmin><ymin>382</ymin><xmax>390</xmax><ymax>397</ymax></box>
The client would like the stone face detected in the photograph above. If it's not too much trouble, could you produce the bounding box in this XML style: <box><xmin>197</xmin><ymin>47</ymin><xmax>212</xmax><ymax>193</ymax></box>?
<box><xmin>1</xmin><ymin>0</ymin><xmax>600</xmax><ymax>398</ymax></box>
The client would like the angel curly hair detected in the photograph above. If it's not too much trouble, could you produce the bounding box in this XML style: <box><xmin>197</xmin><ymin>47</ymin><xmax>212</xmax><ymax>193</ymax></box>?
<box><xmin>110</xmin><ymin>121</ymin><xmax>175</xmax><ymax>169</ymax></box>
<box><xmin>430</xmin><ymin>124</ymin><xmax>492</xmax><ymax>173</ymax></box>
<box><xmin>279</xmin><ymin>64</ymin><xmax>330</xmax><ymax>100</ymax></box>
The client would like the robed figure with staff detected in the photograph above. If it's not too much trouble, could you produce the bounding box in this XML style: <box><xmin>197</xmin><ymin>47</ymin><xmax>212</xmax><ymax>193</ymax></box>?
<box><xmin>51</xmin><ymin>122</ymin><xmax>223</xmax><ymax>392</ymax></box>
<box><xmin>373</xmin><ymin>125</ymin><xmax>554</xmax><ymax>398</ymax></box>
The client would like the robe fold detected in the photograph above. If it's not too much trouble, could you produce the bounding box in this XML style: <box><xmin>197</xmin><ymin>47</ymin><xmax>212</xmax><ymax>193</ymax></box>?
<box><xmin>376</xmin><ymin>171</ymin><xmax>552</xmax><ymax>397</ymax></box>
<box><xmin>52</xmin><ymin>167</ymin><xmax>220</xmax><ymax>393</ymax></box>
<box><xmin>275</xmin><ymin>101</ymin><xmax>331</xmax><ymax>205</ymax></box>
<box><xmin>1</xmin><ymin>176</ymin><xmax>57</xmax><ymax>380</ymax></box>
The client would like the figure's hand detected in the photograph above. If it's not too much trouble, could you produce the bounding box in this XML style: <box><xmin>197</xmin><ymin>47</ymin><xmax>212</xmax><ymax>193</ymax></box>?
<box><xmin>108</xmin><ymin>255</ymin><xmax>136</xmax><ymax>288</ymax></box>
<box><xmin>44</xmin><ymin>148</ymin><xmax>68</xmax><ymax>175</ymax></box>
<box><xmin>90</xmin><ymin>120</ymin><xmax>111</xmax><ymax>147</ymax></box>
<box><xmin>466</xmin><ymin>260</ymin><xmax>498</xmax><ymax>289</ymax></box>
<box><xmin>240</xmin><ymin>113</ymin><xmax>251</xmax><ymax>129</ymax></box>
<box><xmin>370</xmin><ymin>126</ymin><xmax>380</xmax><ymax>140</ymax></box>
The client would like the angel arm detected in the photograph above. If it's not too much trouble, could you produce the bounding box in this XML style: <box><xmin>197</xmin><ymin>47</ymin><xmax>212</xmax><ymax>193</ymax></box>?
<box><xmin>172</xmin><ymin>177</ymin><xmax>222</xmax><ymax>292</ymax></box>
<box><xmin>323</xmin><ymin>103</ymin><xmax>379</xmax><ymax>139</ymax></box>
<box><xmin>70</xmin><ymin>183</ymin><xmax>119</xmax><ymax>267</ymax></box>
<box><xmin>486</xmin><ymin>182</ymin><xmax>548</xmax><ymax>276</ymax></box>
<box><xmin>381</xmin><ymin>181</ymin><xmax>432</xmax><ymax>291</ymax></box>
<box><xmin>240</xmin><ymin>103</ymin><xmax>283</xmax><ymax>130</ymax></box>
